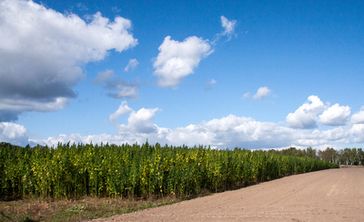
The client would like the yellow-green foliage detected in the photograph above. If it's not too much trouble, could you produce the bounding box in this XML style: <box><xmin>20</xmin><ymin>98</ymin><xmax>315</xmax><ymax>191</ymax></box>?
<box><xmin>0</xmin><ymin>142</ymin><xmax>337</xmax><ymax>200</ymax></box>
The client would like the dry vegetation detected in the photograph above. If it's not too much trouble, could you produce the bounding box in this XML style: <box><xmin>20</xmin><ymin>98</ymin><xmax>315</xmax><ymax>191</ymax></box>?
<box><xmin>0</xmin><ymin>196</ymin><xmax>177</xmax><ymax>222</ymax></box>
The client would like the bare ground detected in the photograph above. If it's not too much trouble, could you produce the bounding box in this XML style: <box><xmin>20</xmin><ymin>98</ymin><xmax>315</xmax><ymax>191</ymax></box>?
<box><xmin>91</xmin><ymin>167</ymin><xmax>364</xmax><ymax>222</ymax></box>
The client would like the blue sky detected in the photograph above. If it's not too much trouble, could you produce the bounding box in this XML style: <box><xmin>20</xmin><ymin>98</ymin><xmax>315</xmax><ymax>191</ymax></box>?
<box><xmin>0</xmin><ymin>0</ymin><xmax>364</xmax><ymax>148</ymax></box>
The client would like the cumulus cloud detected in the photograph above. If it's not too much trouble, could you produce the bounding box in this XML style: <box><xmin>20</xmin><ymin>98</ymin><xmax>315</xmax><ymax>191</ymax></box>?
<box><xmin>351</xmin><ymin>108</ymin><xmax>364</xmax><ymax>124</ymax></box>
<box><xmin>37</xmin><ymin>104</ymin><xmax>162</xmax><ymax>146</ymax></box>
<box><xmin>39</xmin><ymin>99</ymin><xmax>362</xmax><ymax>148</ymax></box>
<box><xmin>40</xmin><ymin>111</ymin><xmax>363</xmax><ymax>149</ymax></box>
<box><xmin>0</xmin><ymin>122</ymin><xmax>28</xmax><ymax>145</ymax></box>
<box><xmin>350</xmin><ymin>124</ymin><xmax>364</xmax><ymax>143</ymax></box>
<box><xmin>319</xmin><ymin>104</ymin><xmax>351</xmax><ymax>126</ymax></box>
<box><xmin>153</xmin><ymin>36</ymin><xmax>212</xmax><ymax>87</ymax></box>
<box><xmin>41</xmin><ymin>114</ymin><xmax>288</xmax><ymax>148</ymax></box>
<box><xmin>254</xmin><ymin>86</ymin><xmax>271</xmax><ymax>100</ymax></box>
<box><xmin>108</xmin><ymin>102</ymin><xmax>160</xmax><ymax>134</ymax></box>
<box><xmin>124</xmin><ymin>58</ymin><xmax>139</xmax><ymax>72</ymax></box>
<box><xmin>39</xmin><ymin>133</ymin><xmax>131</xmax><ymax>146</ymax></box>
<box><xmin>109</xmin><ymin>101</ymin><xmax>132</xmax><ymax>122</ymax></box>
<box><xmin>286</xmin><ymin>96</ymin><xmax>326</xmax><ymax>129</ymax></box>
<box><xmin>125</xmin><ymin>108</ymin><xmax>160</xmax><ymax>134</ymax></box>
<box><xmin>112</xmin><ymin>85</ymin><xmax>138</xmax><ymax>99</ymax></box>
<box><xmin>287</xmin><ymin>96</ymin><xmax>354</xmax><ymax>128</ymax></box>
<box><xmin>95</xmin><ymin>70</ymin><xmax>138</xmax><ymax>99</ymax></box>
<box><xmin>169</xmin><ymin>115</ymin><xmax>294</xmax><ymax>148</ymax></box>
<box><xmin>0</xmin><ymin>97</ymin><xmax>68</xmax><ymax>122</ymax></box>
<box><xmin>32</xmin><ymin>96</ymin><xmax>364</xmax><ymax>149</ymax></box>
<box><xmin>0</xmin><ymin>0</ymin><xmax>137</xmax><ymax>121</ymax></box>
<box><xmin>244</xmin><ymin>86</ymin><xmax>271</xmax><ymax>100</ymax></box>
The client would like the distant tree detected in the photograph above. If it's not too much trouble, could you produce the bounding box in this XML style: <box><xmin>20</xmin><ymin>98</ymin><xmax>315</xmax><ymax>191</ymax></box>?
<box><xmin>337</xmin><ymin>148</ymin><xmax>363</xmax><ymax>165</ymax></box>
<box><xmin>319</xmin><ymin>148</ymin><xmax>338</xmax><ymax>164</ymax></box>
<box><xmin>305</xmin><ymin>147</ymin><xmax>317</xmax><ymax>159</ymax></box>
<box><xmin>359</xmin><ymin>149</ymin><xmax>364</xmax><ymax>165</ymax></box>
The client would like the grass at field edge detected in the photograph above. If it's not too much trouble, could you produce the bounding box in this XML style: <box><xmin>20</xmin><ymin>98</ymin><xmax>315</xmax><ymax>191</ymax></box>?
<box><xmin>0</xmin><ymin>196</ymin><xmax>178</xmax><ymax>222</ymax></box>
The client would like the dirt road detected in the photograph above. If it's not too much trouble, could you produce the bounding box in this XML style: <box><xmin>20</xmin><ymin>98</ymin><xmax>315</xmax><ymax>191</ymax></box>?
<box><xmin>92</xmin><ymin>167</ymin><xmax>364</xmax><ymax>222</ymax></box>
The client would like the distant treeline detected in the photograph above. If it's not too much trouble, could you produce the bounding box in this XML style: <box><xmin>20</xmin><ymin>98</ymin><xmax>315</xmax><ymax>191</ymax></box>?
<box><xmin>0</xmin><ymin>142</ymin><xmax>337</xmax><ymax>200</ymax></box>
<box><xmin>271</xmin><ymin>147</ymin><xmax>364</xmax><ymax>166</ymax></box>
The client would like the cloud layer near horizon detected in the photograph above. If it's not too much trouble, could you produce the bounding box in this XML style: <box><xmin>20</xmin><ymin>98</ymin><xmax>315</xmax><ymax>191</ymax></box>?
<box><xmin>21</xmin><ymin>96</ymin><xmax>364</xmax><ymax>149</ymax></box>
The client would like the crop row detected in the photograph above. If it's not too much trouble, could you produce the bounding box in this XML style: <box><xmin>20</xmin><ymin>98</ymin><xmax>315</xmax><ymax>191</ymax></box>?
<box><xmin>0</xmin><ymin>143</ymin><xmax>337</xmax><ymax>200</ymax></box>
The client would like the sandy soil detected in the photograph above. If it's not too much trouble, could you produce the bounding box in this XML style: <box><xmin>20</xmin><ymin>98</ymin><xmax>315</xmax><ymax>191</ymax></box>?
<box><xmin>91</xmin><ymin>167</ymin><xmax>364</xmax><ymax>222</ymax></box>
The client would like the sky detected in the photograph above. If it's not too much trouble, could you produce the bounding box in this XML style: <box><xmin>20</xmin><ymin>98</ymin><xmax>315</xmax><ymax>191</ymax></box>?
<box><xmin>0</xmin><ymin>0</ymin><xmax>364</xmax><ymax>149</ymax></box>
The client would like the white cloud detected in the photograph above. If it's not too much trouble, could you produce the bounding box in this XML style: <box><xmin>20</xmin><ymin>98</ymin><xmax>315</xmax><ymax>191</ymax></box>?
<box><xmin>165</xmin><ymin>124</ymin><xmax>214</xmax><ymax>146</ymax></box>
<box><xmin>0</xmin><ymin>122</ymin><xmax>28</xmax><ymax>145</ymax></box>
<box><xmin>109</xmin><ymin>102</ymin><xmax>160</xmax><ymax>134</ymax></box>
<box><xmin>286</xmin><ymin>95</ymin><xmax>326</xmax><ymax>129</ymax></box>
<box><xmin>319</xmin><ymin>104</ymin><xmax>351</xmax><ymax>126</ymax></box>
<box><xmin>0</xmin><ymin>97</ymin><xmax>67</xmax><ymax>112</ymax></box>
<box><xmin>40</xmin><ymin>112</ymin><xmax>362</xmax><ymax>149</ymax></box>
<box><xmin>95</xmin><ymin>70</ymin><xmax>138</xmax><ymax>99</ymax></box>
<box><xmin>350</xmin><ymin>124</ymin><xmax>364</xmax><ymax>143</ymax></box>
<box><xmin>351</xmin><ymin>108</ymin><xmax>364</xmax><ymax>124</ymax></box>
<box><xmin>33</xmin><ymin>96</ymin><xmax>364</xmax><ymax>149</ymax></box>
<box><xmin>39</xmin><ymin>133</ymin><xmax>133</xmax><ymax>146</ymax></box>
<box><xmin>212</xmin><ymin>16</ymin><xmax>237</xmax><ymax>44</ymax></box>
<box><xmin>244</xmin><ymin>86</ymin><xmax>271</xmax><ymax>100</ymax></box>
<box><xmin>109</xmin><ymin>101</ymin><xmax>132</xmax><ymax>122</ymax></box>
<box><xmin>153</xmin><ymin>36</ymin><xmax>212</xmax><ymax>87</ymax></box>
<box><xmin>124</xmin><ymin>108</ymin><xmax>160</xmax><ymax>134</ymax></box>
<box><xmin>221</xmin><ymin>16</ymin><xmax>237</xmax><ymax>37</ymax></box>
<box><xmin>40</xmin><ymin>99</ymin><xmax>363</xmax><ymax>149</ymax></box>
<box><xmin>287</xmin><ymin>96</ymin><xmax>353</xmax><ymax>128</ymax></box>
<box><xmin>113</xmin><ymin>85</ymin><xmax>138</xmax><ymax>98</ymax></box>
<box><xmin>295</xmin><ymin>127</ymin><xmax>349</xmax><ymax>147</ymax></box>
<box><xmin>0</xmin><ymin>0</ymin><xmax>137</xmax><ymax>120</ymax></box>
<box><xmin>124</xmin><ymin>58</ymin><xmax>139</xmax><ymax>72</ymax></box>
<box><xmin>0</xmin><ymin>97</ymin><xmax>68</xmax><ymax>121</ymax></box>
<box><xmin>191</xmin><ymin>115</ymin><xmax>293</xmax><ymax>148</ymax></box>
<box><xmin>253</xmin><ymin>86</ymin><xmax>271</xmax><ymax>100</ymax></box>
